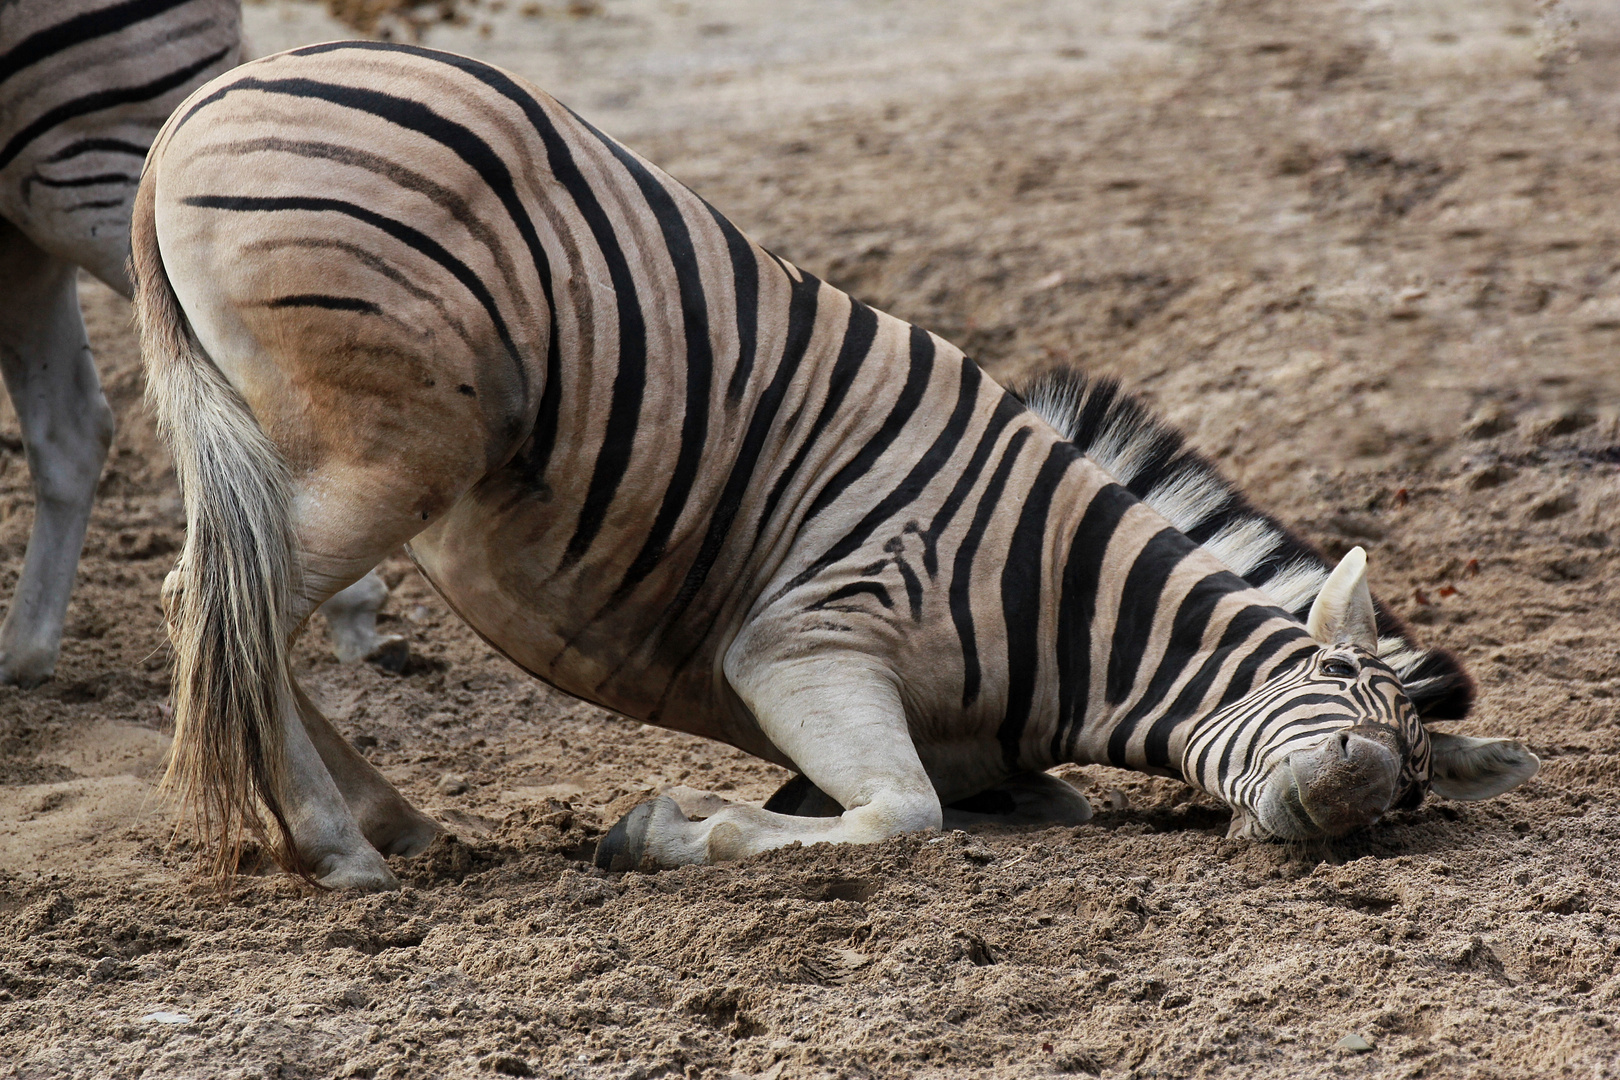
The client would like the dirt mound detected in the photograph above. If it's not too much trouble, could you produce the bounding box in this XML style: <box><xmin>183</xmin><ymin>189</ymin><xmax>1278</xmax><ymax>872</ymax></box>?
<box><xmin>3</xmin><ymin>0</ymin><xmax>1618</xmax><ymax>1076</ymax></box>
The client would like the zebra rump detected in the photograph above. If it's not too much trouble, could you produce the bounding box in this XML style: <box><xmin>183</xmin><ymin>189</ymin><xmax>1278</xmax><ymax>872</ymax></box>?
<box><xmin>1013</xmin><ymin>368</ymin><xmax>1473</xmax><ymax>721</ymax></box>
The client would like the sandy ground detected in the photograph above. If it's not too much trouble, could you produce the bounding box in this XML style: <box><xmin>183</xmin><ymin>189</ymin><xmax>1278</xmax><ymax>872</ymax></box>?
<box><xmin>4</xmin><ymin>0</ymin><xmax>1620</xmax><ymax>1076</ymax></box>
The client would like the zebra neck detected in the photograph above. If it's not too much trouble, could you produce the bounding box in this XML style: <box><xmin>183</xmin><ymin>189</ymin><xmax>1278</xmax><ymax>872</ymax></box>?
<box><xmin>1043</xmin><ymin>473</ymin><xmax>1315</xmax><ymax>781</ymax></box>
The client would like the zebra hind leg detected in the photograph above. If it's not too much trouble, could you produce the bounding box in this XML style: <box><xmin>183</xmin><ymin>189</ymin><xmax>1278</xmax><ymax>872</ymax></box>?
<box><xmin>318</xmin><ymin>569</ymin><xmax>409</xmax><ymax>670</ymax></box>
<box><xmin>0</xmin><ymin>221</ymin><xmax>115</xmax><ymax>687</ymax></box>
<box><xmin>291</xmin><ymin>682</ymin><xmax>441</xmax><ymax>857</ymax></box>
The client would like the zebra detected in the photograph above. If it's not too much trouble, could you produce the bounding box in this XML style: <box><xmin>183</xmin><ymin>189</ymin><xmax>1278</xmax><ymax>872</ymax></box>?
<box><xmin>0</xmin><ymin>0</ymin><xmax>398</xmax><ymax>687</ymax></box>
<box><xmin>132</xmin><ymin>42</ymin><xmax>1537</xmax><ymax>890</ymax></box>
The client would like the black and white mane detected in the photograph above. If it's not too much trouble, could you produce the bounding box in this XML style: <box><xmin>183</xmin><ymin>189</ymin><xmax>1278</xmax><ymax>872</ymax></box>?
<box><xmin>1012</xmin><ymin>369</ymin><xmax>1473</xmax><ymax>720</ymax></box>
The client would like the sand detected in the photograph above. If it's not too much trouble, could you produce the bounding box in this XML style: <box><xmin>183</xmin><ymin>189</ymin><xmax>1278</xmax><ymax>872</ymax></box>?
<box><xmin>2</xmin><ymin>0</ymin><xmax>1617</xmax><ymax>1076</ymax></box>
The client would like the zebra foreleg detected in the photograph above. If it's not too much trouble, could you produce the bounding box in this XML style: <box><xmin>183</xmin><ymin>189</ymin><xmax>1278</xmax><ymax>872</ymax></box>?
<box><xmin>0</xmin><ymin>221</ymin><xmax>114</xmax><ymax>687</ymax></box>
<box><xmin>290</xmin><ymin>682</ymin><xmax>440</xmax><ymax>857</ymax></box>
<box><xmin>598</xmin><ymin>652</ymin><xmax>942</xmax><ymax>869</ymax></box>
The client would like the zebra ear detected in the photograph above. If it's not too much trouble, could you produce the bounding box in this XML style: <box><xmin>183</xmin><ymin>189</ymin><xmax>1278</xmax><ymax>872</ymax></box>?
<box><xmin>1429</xmin><ymin>732</ymin><xmax>1540</xmax><ymax>800</ymax></box>
<box><xmin>1305</xmin><ymin>546</ymin><xmax>1378</xmax><ymax>651</ymax></box>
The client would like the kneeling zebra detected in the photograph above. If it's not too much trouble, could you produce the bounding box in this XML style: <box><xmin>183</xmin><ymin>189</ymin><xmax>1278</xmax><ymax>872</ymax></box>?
<box><xmin>133</xmin><ymin>42</ymin><xmax>1537</xmax><ymax>889</ymax></box>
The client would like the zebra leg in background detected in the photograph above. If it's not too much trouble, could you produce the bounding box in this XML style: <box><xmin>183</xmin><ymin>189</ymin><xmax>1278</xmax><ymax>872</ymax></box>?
<box><xmin>597</xmin><ymin>652</ymin><xmax>944</xmax><ymax>870</ymax></box>
<box><xmin>317</xmin><ymin>569</ymin><xmax>407</xmax><ymax>670</ymax></box>
<box><xmin>0</xmin><ymin>221</ymin><xmax>115</xmax><ymax>687</ymax></box>
<box><xmin>290</xmin><ymin>682</ymin><xmax>439</xmax><ymax>856</ymax></box>
<box><xmin>765</xmin><ymin>770</ymin><xmax>1093</xmax><ymax>830</ymax></box>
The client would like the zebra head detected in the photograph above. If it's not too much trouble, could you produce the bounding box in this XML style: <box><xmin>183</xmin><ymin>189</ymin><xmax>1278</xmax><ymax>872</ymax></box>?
<box><xmin>1184</xmin><ymin>547</ymin><xmax>1539</xmax><ymax>840</ymax></box>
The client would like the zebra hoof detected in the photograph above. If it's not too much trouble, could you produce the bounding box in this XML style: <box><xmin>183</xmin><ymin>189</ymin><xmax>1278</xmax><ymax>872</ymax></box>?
<box><xmin>364</xmin><ymin>636</ymin><xmax>411</xmax><ymax>674</ymax></box>
<box><xmin>596</xmin><ymin>799</ymin><xmax>661</xmax><ymax>872</ymax></box>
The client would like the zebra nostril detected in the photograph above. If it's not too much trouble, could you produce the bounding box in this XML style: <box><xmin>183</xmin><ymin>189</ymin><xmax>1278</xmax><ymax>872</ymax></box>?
<box><xmin>1336</xmin><ymin>730</ymin><xmax>1353</xmax><ymax>757</ymax></box>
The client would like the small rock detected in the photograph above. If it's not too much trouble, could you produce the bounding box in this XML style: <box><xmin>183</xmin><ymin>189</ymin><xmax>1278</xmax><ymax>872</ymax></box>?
<box><xmin>437</xmin><ymin>773</ymin><xmax>470</xmax><ymax>796</ymax></box>
<box><xmin>141</xmin><ymin>1011</ymin><xmax>192</xmax><ymax>1025</ymax></box>
<box><xmin>1336</xmin><ymin>1033</ymin><xmax>1374</xmax><ymax>1053</ymax></box>
<box><xmin>961</xmin><ymin>844</ymin><xmax>996</xmax><ymax>865</ymax></box>
<box><xmin>1463</xmin><ymin>402</ymin><xmax>1514</xmax><ymax>439</ymax></box>
<box><xmin>1106</xmin><ymin>788</ymin><xmax>1130</xmax><ymax>812</ymax></box>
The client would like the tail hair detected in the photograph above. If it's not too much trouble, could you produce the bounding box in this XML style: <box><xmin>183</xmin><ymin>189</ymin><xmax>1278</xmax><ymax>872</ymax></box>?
<box><xmin>1013</xmin><ymin>367</ymin><xmax>1474</xmax><ymax>721</ymax></box>
<box><xmin>131</xmin><ymin>173</ymin><xmax>310</xmax><ymax>881</ymax></box>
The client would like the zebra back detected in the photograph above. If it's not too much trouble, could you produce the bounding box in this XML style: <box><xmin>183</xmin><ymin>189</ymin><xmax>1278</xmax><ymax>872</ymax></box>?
<box><xmin>1013</xmin><ymin>368</ymin><xmax>1473</xmax><ymax>721</ymax></box>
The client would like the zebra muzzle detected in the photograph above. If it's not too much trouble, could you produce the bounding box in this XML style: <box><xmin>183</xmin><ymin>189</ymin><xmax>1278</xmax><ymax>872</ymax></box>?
<box><xmin>1262</xmin><ymin>728</ymin><xmax>1403</xmax><ymax>838</ymax></box>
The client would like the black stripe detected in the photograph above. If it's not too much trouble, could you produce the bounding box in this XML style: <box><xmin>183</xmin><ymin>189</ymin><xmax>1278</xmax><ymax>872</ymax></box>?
<box><xmin>182</xmin><ymin>195</ymin><xmax>522</xmax><ymax>366</ymax></box>
<box><xmin>45</xmin><ymin>137</ymin><xmax>148</xmax><ymax>162</ymax></box>
<box><xmin>1223</xmin><ymin>682</ymin><xmax>1335</xmax><ymax>786</ymax></box>
<box><xmin>602</xmin><ymin>139</ymin><xmax>713</xmax><ymax>599</ymax></box>
<box><xmin>709</xmin><ymin>205</ymin><xmax>761</xmax><ymax>404</ymax></box>
<box><xmin>178</xmin><ymin>76</ymin><xmax>548</xmax><ymax>405</ymax></box>
<box><xmin>0</xmin><ymin>0</ymin><xmax>196</xmax><ymax>86</ymax></box>
<box><xmin>213</xmin><ymin>134</ymin><xmax>558</xmax><ymax>479</ymax></box>
<box><xmin>1106</xmin><ymin>568</ymin><xmax>1251</xmax><ymax>768</ymax></box>
<box><xmin>922</xmin><ymin>392</ymin><xmax>1026</xmax><ymax>577</ymax></box>
<box><xmin>1214</xmin><ymin>635</ymin><xmax>1313</xmax><ymax>715</ymax></box>
<box><xmin>1146</xmin><ymin>607</ymin><xmax>1294</xmax><ymax>774</ymax></box>
<box><xmin>659</xmin><ymin>268</ymin><xmax>823</xmax><ymax>630</ymax></box>
<box><xmin>263</xmin><ymin>294</ymin><xmax>381</xmax><ymax>314</ymax></box>
<box><xmin>997</xmin><ymin>441</ymin><xmax>1077</xmax><ymax>767</ymax></box>
<box><xmin>754</xmin><ymin>298</ymin><xmax>880</xmax><ymax>542</ymax></box>
<box><xmin>277</xmin><ymin>43</ymin><xmax>655</xmax><ymax>559</ymax></box>
<box><xmin>953</xmin><ymin>426</ymin><xmax>1033</xmax><ymax>708</ymax></box>
<box><xmin>66</xmin><ymin>198</ymin><xmax>127</xmax><ymax>211</ymax></box>
<box><xmin>1104</xmin><ymin>527</ymin><xmax>1194</xmax><ymax>726</ymax></box>
<box><xmin>800</xmin><ymin>324</ymin><xmax>934</xmax><ymax>527</ymax></box>
<box><xmin>28</xmin><ymin>172</ymin><xmax>136</xmax><ymax>188</ymax></box>
<box><xmin>892</xmin><ymin>550</ymin><xmax>924</xmax><ymax>622</ymax></box>
<box><xmin>247</xmin><ymin>237</ymin><xmax>483</xmax><ymax>357</ymax></box>
<box><xmin>761</xmin><ymin>353</ymin><xmax>982</xmax><ymax>610</ymax></box>
<box><xmin>1051</xmin><ymin>483</ymin><xmax>1136</xmax><ymax>763</ymax></box>
<box><xmin>814</xmin><ymin>581</ymin><xmax>894</xmax><ymax>611</ymax></box>
<box><xmin>1198</xmin><ymin>639</ymin><xmax>1312</xmax><ymax>784</ymax></box>
<box><xmin>1132</xmin><ymin>593</ymin><xmax>1282</xmax><ymax>771</ymax></box>
<box><xmin>0</xmin><ymin>45</ymin><xmax>228</xmax><ymax>172</ymax></box>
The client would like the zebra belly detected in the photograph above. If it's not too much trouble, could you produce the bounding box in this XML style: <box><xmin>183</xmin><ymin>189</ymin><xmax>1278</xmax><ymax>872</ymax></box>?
<box><xmin>406</xmin><ymin>463</ymin><xmax>778</xmax><ymax>758</ymax></box>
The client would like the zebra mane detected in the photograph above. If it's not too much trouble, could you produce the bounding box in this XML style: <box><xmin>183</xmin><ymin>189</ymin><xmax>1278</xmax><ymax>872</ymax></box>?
<box><xmin>1011</xmin><ymin>369</ymin><xmax>1473</xmax><ymax>721</ymax></box>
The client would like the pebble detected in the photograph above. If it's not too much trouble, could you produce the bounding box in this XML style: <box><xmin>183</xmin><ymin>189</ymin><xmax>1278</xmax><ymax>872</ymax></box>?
<box><xmin>437</xmin><ymin>773</ymin><xmax>470</xmax><ymax>796</ymax></box>
<box><xmin>141</xmin><ymin>1011</ymin><xmax>192</xmax><ymax>1025</ymax></box>
<box><xmin>1336</xmin><ymin>1033</ymin><xmax>1374</xmax><ymax>1052</ymax></box>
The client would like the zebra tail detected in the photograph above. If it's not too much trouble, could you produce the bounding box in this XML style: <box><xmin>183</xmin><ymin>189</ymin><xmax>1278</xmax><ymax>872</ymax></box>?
<box><xmin>131</xmin><ymin>173</ymin><xmax>309</xmax><ymax>883</ymax></box>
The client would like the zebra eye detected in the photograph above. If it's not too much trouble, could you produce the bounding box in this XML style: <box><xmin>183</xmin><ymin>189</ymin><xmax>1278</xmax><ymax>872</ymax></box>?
<box><xmin>1320</xmin><ymin>657</ymin><xmax>1357</xmax><ymax>679</ymax></box>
